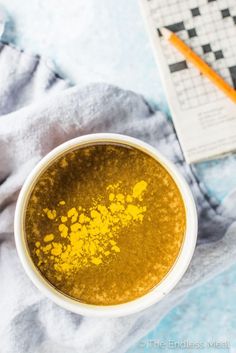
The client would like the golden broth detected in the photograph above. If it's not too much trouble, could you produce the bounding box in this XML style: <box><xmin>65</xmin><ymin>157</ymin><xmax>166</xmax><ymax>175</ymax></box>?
<box><xmin>25</xmin><ymin>143</ymin><xmax>186</xmax><ymax>305</ymax></box>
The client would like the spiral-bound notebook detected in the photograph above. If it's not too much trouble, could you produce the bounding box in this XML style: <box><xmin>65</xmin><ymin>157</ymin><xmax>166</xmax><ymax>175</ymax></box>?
<box><xmin>140</xmin><ymin>0</ymin><xmax>236</xmax><ymax>163</ymax></box>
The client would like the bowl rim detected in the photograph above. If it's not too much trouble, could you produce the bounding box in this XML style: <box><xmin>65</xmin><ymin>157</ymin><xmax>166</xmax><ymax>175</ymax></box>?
<box><xmin>14</xmin><ymin>133</ymin><xmax>198</xmax><ymax>317</ymax></box>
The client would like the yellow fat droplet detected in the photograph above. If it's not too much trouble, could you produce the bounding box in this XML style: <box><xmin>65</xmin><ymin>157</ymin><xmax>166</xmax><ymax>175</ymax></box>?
<box><xmin>109</xmin><ymin>193</ymin><xmax>115</xmax><ymax>201</ymax></box>
<box><xmin>91</xmin><ymin>257</ymin><xmax>102</xmax><ymax>265</ymax></box>
<box><xmin>132</xmin><ymin>180</ymin><xmax>147</xmax><ymax>200</ymax></box>
<box><xmin>43</xmin><ymin>234</ymin><xmax>54</xmax><ymax>242</ymax></box>
<box><xmin>112</xmin><ymin>245</ymin><xmax>120</xmax><ymax>253</ymax></box>
<box><xmin>43</xmin><ymin>208</ymin><xmax>57</xmax><ymax>220</ymax></box>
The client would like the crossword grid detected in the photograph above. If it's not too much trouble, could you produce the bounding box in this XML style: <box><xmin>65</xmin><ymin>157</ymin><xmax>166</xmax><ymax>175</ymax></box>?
<box><xmin>147</xmin><ymin>0</ymin><xmax>236</xmax><ymax>110</ymax></box>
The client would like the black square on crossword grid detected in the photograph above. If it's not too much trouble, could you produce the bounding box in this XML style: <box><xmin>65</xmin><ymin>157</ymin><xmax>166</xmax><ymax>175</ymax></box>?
<box><xmin>221</xmin><ymin>9</ymin><xmax>231</xmax><ymax>18</ymax></box>
<box><xmin>191</xmin><ymin>8</ymin><xmax>200</xmax><ymax>17</ymax></box>
<box><xmin>188</xmin><ymin>28</ymin><xmax>197</xmax><ymax>38</ymax></box>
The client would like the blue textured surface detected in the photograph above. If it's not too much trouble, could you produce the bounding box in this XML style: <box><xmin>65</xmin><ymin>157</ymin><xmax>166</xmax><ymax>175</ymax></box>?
<box><xmin>128</xmin><ymin>265</ymin><xmax>236</xmax><ymax>353</ymax></box>
<box><xmin>1</xmin><ymin>0</ymin><xmax>236</xmax><ymax>351</ymax></box>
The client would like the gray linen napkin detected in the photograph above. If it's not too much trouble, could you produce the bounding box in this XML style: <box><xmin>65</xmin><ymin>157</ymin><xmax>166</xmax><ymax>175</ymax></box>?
<box><xmin>1</xmin><ymin>39</ymin><xmax>236</xmax><ymax>353</ymax></box>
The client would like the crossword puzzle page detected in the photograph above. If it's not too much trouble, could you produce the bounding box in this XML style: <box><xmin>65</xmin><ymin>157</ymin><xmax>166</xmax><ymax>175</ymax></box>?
<box><xmin>141</xmin><ymin>0</ymin><xmax>236</xmax><ymax>163</ymax></box>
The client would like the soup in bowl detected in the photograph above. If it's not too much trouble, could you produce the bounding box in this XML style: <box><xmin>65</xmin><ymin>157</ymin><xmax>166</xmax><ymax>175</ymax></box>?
<box><xmin>14</xmin><ymin>134</ymin><xmax>197</xmax><ymax>317</ymax></box>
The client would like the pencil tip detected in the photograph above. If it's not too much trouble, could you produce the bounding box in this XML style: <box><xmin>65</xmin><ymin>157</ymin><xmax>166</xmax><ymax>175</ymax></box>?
<box><xmin>160</xmin><ymin>27</ymin><xmax>172</xmax><ymax>39</ymax></box>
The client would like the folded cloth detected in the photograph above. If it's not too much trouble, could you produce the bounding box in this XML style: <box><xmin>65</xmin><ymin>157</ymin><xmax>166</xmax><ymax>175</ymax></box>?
<box><xmin>1</xmin><ymin>40</ymin><xmax>236</xmax><ymax>353</ymax></box>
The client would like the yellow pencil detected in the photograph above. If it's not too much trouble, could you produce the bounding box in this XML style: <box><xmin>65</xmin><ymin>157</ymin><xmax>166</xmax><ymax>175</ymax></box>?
<box><xmin>160</xmin><ymin>27</ymin><xmax>236</xmax><ymax>104</ymax></box>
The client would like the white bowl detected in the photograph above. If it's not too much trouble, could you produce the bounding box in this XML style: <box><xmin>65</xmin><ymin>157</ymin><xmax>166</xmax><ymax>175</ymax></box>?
<box><xmin>14</xmin><ymin>133</ymin><xmax>198</xmax><ymax>317</ymax></box>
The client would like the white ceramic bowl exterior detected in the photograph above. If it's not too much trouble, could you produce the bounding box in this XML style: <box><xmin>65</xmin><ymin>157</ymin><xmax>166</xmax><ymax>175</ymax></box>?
<box><xmin>14</xmin><ymin>133</ymin><xmax>198</xmax><ymax>317</ymax></box>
